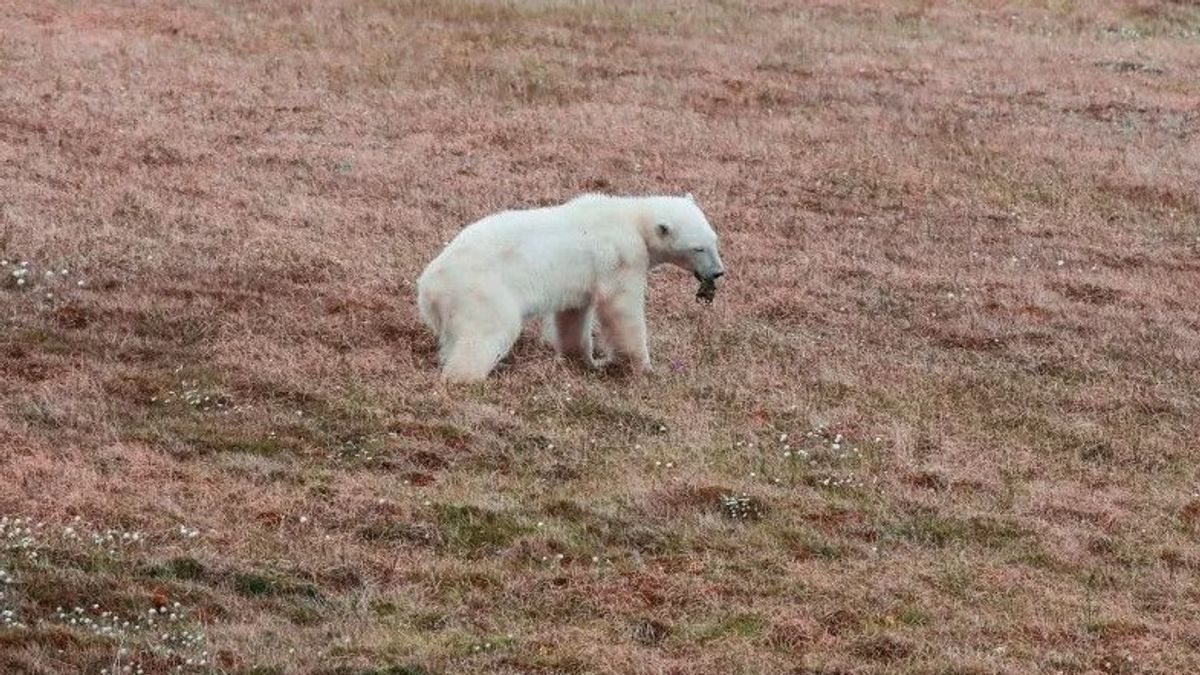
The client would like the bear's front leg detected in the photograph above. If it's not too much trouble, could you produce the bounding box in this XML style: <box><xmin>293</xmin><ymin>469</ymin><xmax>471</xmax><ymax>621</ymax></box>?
<box><xmin>596</xmin><ymin>281</ymin><xmax>653</xmax><ymax>373</ymax></box>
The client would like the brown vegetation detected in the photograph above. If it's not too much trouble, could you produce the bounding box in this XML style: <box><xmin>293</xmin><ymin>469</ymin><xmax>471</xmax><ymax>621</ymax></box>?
<box><xmin>2</xmin><ymin>1</ymin><xmax>1198</xmax><ymax>673</ymax></box>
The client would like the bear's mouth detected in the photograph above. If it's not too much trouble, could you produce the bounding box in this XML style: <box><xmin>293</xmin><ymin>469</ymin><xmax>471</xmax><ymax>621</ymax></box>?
<box><xmin>695</xmin><ymin>276</ymin><xmax>718</xmax><ymax>304</ymax></box>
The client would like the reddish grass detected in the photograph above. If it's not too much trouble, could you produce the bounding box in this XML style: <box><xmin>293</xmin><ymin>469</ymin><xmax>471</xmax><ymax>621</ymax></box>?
<box><xmin>2</xmin><ymin>1</ymin><xmax>1199</xmax><ymax>673</ymax></box>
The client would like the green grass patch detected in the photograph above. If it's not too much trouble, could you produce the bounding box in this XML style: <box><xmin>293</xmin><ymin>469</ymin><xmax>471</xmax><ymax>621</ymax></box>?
<box><xmin>886</xmin><ymin>513</ymin><xmax>1029</xmax><ymax>549</ymax></box>
<box><xmin>524</xmin><ymin>395</ymin><xmax>667</xmax><ymax>437</ymax></box>
<box><xmin>775</xmin><ymin>526</ymin><xmax>848</xmax><ymax>560</ymax></box>
<box><xmin>232</xmin><ymin>572</ymin><xmax>319</xmax><ymax>599</ymax></box>
<box><xmin>145</xmin><ymin>556</ymin><xmax>207</xmax><ymax>581</ymax></box>
<box><xmin>433</xmin><ymin>504</ymin><xmax>527</xmax><ymax>554</ymax></box>
<box><xmin>689</xmin><ymin>612</ymin><xmax>766</xmax><ymax>643</ymax></box>
<box><xmin>543</xmin><ymin>499</ymin><xmax>685</xmax><ymax>555</ymax></box>
<box><xmin>358</xmin><ymin>519</ymin><xmax>436</xmax><ymax>546</ymax></box>
<box><xmin>313</xmin><ymin>665</ymin><xmax>437</xmax><ymax>675</ymax></box>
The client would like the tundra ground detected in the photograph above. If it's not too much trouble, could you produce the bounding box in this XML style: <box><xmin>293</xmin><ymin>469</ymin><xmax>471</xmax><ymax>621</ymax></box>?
<box><xmin>1</xmin><ymin>1</ymin><xmax>1199</xmax><ymax>673</ymax></box>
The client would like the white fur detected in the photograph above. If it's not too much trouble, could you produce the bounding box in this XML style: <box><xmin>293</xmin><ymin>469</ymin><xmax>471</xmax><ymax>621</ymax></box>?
<box><xmin>416</xmin><ymin>193</ymin><xmax>724</xmax><ymax>383</ymax></box>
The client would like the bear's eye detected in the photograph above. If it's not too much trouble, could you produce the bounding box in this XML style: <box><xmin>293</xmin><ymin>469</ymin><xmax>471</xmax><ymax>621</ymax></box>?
<box><xmin>692</xmin><ymin>247</ymin><xmax>705</xmax><ymax>253</ymax></box>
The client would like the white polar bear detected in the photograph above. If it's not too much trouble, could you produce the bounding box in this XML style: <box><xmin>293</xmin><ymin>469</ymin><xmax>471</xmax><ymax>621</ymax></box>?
<box><xmin>416</xmin><ymin>193</ymin><xmax>725</xmax><ymax>383</ymax></box>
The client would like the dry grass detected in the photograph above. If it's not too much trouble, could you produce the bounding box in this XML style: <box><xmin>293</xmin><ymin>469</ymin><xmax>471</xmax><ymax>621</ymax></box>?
<box><xmin>2</xmin><ymin>0</ymin><xmax>1199</xmax><ymax>673</ymax></box>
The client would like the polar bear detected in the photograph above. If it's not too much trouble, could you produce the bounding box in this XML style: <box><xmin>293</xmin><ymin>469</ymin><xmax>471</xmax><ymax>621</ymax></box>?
<box><xmin>416</xmin><ymin>193</ymin><xmax>725</xmax><ymax>383</ymax></box>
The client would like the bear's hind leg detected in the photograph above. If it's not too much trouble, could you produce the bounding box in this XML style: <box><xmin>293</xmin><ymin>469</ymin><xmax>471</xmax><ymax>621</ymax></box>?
<box><xmin>439</xmin><ymin>311</ymin><xmax>522</xmax><ymax>383</ymax></box>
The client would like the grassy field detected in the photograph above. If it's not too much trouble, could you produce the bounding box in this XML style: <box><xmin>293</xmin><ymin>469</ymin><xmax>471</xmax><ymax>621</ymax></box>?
<box><xmin>2</xmin><ymin>1</ymin><xmax>1199</xmax><ymax>673</ymax></box>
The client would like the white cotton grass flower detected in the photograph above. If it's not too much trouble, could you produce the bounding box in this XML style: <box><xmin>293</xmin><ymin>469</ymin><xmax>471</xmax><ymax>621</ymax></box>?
<box><xmin>43</xmin><ymin>594</ymin><xmax>209</xmax><ymax>666</ymax></box>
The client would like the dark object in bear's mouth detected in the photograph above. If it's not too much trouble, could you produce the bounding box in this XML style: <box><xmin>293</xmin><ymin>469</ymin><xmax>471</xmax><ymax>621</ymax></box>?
<box><xmin>696</xmin><ymin>277</ymin><xmax>717</xmax><ymax>304</ymax></box>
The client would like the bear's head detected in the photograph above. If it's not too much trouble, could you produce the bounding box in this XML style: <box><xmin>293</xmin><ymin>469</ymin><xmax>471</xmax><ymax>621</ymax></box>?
<box><xmin>646</xmin><ymin>194</ymin><xmax>726</xmax><ymax>283</ymax></box>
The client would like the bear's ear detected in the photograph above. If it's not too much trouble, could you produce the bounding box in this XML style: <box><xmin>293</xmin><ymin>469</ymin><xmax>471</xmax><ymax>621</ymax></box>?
<box><xmin>685</xmin><ymin>192</ymin><xmax>695</xmax><ymax>201</ymax></box>
<box><xmin>656</xmin><ymin>222</ymin><xmax>670</xmax><ymax>238</ymax></box>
